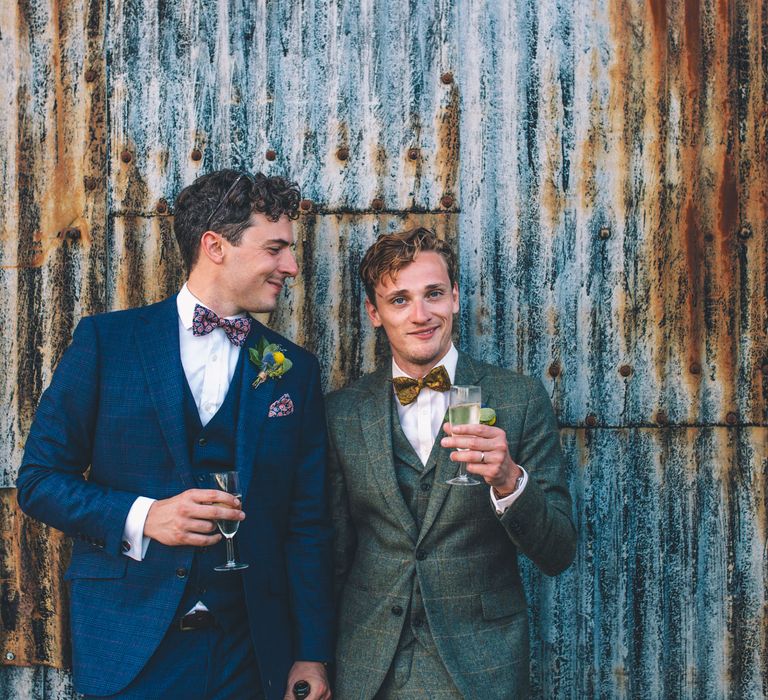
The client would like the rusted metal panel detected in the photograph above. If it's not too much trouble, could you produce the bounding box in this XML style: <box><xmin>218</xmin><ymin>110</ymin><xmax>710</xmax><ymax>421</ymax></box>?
<box><xmin>1</xmin><ymin>0</ymin><xmax>767</xmax><ymax>697</ymax></box>
<box><xmin>0</xmin><ymin>667</ymin><xmax>78</xmax><ymax>700</ymax></box>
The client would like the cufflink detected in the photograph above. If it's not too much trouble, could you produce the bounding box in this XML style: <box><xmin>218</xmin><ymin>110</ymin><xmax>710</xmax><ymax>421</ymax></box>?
<box><xmin>121</xmin><ymin>540</ymin><xmax>131</xmax><ymax>552</ymax></box>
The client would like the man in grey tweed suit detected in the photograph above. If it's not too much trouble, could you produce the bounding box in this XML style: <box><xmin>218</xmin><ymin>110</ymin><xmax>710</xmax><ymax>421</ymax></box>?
<box><xmin>327</xmin><ymin>228</ymin><xmax>576</xmax><ymax>699</ymax></box>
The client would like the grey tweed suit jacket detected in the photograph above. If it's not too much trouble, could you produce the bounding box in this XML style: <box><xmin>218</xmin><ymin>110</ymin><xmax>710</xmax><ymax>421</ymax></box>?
<box><xmin>327</xmin><ymin>352</ymin><xmax>576</xmax><ymax>700</ymax></box>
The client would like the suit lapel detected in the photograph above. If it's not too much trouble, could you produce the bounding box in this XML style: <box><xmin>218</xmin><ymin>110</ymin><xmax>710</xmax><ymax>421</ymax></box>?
<box><xmin>235</xmin><ymin>320</ymin><xmax>280</xmax><ymax>501</ymax></box>
<box><xmin>136</xmin><ymin>296</ymin><xmax>195</xmax><ymax>489</ymax></box>
<box><xmin>360</xmin><ymin>367</ymin><xmax>419</xmax><ymax>542</ymax></box>
<box><xmin>417</xmin><ymin>352</ymin><xmax>490</xmax><ymax>545</ymax></box>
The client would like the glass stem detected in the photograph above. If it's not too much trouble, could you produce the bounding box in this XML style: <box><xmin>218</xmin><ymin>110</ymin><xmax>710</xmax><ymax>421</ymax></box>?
<box><xmin>226</xmin><ymin>536</ymin><xmax>236</xmax><ymax>566</ymax></box>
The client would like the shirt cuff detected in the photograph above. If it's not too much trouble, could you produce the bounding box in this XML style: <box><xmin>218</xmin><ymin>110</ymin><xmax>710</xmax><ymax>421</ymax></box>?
<box><xmin>121</xmin><ymin>496</ymin><xmax>155</xmax><ymax>561</ymax></box>
<box><xmin>489</xmin><ymin>467</ymin><xmax>528</xmax><ymax>515</ymax></box>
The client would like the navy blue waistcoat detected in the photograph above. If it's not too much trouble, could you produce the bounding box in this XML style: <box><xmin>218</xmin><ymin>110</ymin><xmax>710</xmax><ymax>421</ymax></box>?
<box><xmin>180</xmin><ymin>352</ymin><xmax>247</xmax><ymax>631</ymax></box>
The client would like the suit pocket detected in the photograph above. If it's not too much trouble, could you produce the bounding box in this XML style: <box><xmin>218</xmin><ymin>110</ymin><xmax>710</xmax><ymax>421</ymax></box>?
<box><xmin>64</xmin><ymin>551</ymin><xmax>128</xmax><ymax>580</ymax></box>
<box><xmin>480</xmin><ymin>586</ymin><xmax>526</xmax><ymax>621</ymax></box>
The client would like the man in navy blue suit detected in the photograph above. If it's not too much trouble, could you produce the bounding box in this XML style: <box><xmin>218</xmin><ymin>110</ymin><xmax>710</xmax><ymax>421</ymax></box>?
<box><xmin>17</xmin><ymin>170</ymin><xmax>333</xmax><ymax>699</ymax></box>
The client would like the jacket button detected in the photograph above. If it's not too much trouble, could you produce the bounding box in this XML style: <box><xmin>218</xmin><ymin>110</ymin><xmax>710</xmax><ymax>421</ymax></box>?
<box><xmin>176</xmin><ymin>567</ymin><xmax>188</xmax><ymax>578</ymax></box>
<box><xmin>416</xmin><ymin>550</ymin><xmax>427</xmax><ymax>561</ymax></box>
<box><xmin>420</xmin><ymin>482</ymin><xmax>431</xmax><ymax>492</ymax></box>
<box><xmin>391</xmin><ymin>605</ymin><xmax>403</xmax><ymax>616</ymax></box>
<box><xmin>198</xmin><ymin>438</ymin><xmax>207</xmax><ymax>446</ymax></box>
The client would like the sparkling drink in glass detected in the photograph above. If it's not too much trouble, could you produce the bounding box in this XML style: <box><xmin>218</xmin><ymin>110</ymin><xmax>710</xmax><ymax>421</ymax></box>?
<box><xmin>210</xmin><ymin>470</ymin><xmax>248</xmax><ymax>571</ymax></box>
<box><xmin>446</xmin><ymin>385</ymin><xmax>483</xmax><ymax>486</ymax></box>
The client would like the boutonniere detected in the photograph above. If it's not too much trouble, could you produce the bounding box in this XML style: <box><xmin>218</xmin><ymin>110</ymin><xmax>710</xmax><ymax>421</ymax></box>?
<box><xmin>249</xmin><ymin>337</ymin><xmax>293</xmax><ymax>389</ymax></box>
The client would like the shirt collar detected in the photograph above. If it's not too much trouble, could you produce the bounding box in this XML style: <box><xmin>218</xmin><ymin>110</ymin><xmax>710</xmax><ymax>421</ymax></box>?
<box><xmin>391</xmin><ymin>343</ymin><xmax>458</xmax><ymax>384</ymax></box>
<box><xmin>176</xmin><ymin>282</ymin><xmax>248</xmax><ymax>330</ymax></box>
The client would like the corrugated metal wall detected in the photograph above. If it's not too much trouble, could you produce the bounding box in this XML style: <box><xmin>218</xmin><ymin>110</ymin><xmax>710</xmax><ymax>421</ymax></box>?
<box><xmin>1</xmin><ymin>0</ymin><xmax>765</xmax><ymax>697</ymax></box>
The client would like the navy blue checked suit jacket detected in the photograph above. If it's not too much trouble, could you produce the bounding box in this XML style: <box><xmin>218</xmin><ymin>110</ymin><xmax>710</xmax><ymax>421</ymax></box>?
<box><xmin>16</xmin><ymin>295</ymin><xmax>334</xmax><ymax>698</ymax></box>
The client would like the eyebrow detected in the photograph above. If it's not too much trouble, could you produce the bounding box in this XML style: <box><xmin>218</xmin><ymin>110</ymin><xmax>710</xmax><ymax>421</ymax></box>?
<box><xmin>379</xmin><ymin>283</ymin><xmax>447</xmax><ymax>300</ymax></box>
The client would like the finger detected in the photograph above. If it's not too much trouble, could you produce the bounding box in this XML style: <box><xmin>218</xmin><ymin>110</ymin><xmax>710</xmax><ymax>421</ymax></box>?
<box><xmin>182</xmin><ymin>532</ymin><xmax>222</xmax><ymax>547</ymax></box>
<box><xmin>185</xmin><ymin>517</ymin><xmax>222</xmax><ymax>534</ymax></box>
<box><xmin>188</xmin><ymin>489</ymin><xmax>241</xmax><ymax>507</ymax></box>
<box><xmin>189</xmin><ymin>504</ymin><xmax>245</xmax><ymax>522</ymax></box>
<box><xmin>449</xmin><ymin>423</ymin><xmax>500</xmax><ymax>438</ymax></box>
<box><xmin>441</xmin><ymin>435</ymin><xmax>493</xmax><ymax>451</ymax></box>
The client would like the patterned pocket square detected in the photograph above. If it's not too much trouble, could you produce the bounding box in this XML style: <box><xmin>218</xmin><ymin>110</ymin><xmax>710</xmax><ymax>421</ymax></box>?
<box><xmin>268</xmin><ymin>393</ymin><xmax>294</xmax><ymax>417</ymax></box>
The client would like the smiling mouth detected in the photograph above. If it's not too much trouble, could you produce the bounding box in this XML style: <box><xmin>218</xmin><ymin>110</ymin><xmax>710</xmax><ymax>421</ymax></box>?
<box><xmin>410</xmin><ymin>326</ymin><xmax>438</xmax><ymax>339</ymax></box>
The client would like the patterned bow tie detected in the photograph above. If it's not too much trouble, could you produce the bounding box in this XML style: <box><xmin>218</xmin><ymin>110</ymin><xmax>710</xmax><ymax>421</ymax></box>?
<box><xmin>392</xmin><ymin>364</ymin><xmax>451</xmax><ymax>406</ymax></box>
<box><xmin>192</xmin><ymin>304</ymin><xmax>252</xmax><ymax>347</ymax></box>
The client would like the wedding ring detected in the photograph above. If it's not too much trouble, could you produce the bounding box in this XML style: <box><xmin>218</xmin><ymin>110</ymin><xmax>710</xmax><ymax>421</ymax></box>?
<box><xmin>479</xmin><ymin>451</ymin><xmax>486</xmax><ymax>463</ymax></box>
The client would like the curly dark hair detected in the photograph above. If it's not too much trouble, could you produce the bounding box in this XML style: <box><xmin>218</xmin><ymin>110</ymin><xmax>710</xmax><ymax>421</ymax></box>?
<box><xmin>359</xmin><ymin>227</ymin><xmax>457</xmax><ymax>305</ymax></box>
<box><xmin>173</xmin><ymin>169</ymin><xmax>301</xmax><ymax>273</ymax></box>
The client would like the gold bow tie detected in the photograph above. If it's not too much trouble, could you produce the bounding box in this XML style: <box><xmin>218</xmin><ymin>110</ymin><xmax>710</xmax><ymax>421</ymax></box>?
<box><xmin>392</xmin><ymin>365</ymin><xmax>451</xmax><ymax>406</ymax></box>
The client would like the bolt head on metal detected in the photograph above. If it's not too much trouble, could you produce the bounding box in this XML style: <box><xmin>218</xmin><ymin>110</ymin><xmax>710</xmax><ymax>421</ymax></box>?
<box><xmin>407</xmin><ymin>148</ymin><xmax>420</xmax><ymax>161</ymax></box>
<box><xmin>120</xmin><ymin>150</ymin><xmax>132</xmax><ymax>164</ymax></box>
<box><xmin>598</xmin><ymin>227</ymin><xmax>611</xmax><ymax>240</ymax></box>
<box><xmin>441</xmin><ymin>71</ymin><xmax>454</xmax><ymax>84</ymax></box>
<box><xmin>689</xmin><ymin>362</ymin><xmax>702</xmax><ymax>375</ymax></box>
<box><xmin>585</xmin><ymin>414</ymin><xmax>598</xmax><ymax>428</ymax></box>
<box><xmin>265</xmin><ymin>149</ymin><xmax>277</xmax><ymax>161</ymax></box>
<box><xmin>84</xmin><ymin>69</ymin><xmax>97</xmax><ymax>83</ymax></box>
<box><xmin>619</xmin><ymin>364</ymin><xmax>632</xmax><ymax>377</ymax></box>
<box><xmin>548</xmin><ymin>362</ymin><xmax>561</xmax><ymax>378</ymax></box>
<box><xmin>738</xmin><ymin>225</ymin><xmax>752</xmax><ymax>240</ymax></box>
<box><xmin>299</xmin><ymin>199</ymin><xmax>313</xmax><ymax>212</ymax></box>
<box><xmin>655</xmin><ymin>411</ymin><xmax>668</xmax><ymax>425</ymax></box>
<box><xmin>371</xmin><ymin>198</ymin><xmax>385</xmax><ymax>211</ymax></box>
<box><xmin>336</xmin><ymin>147</ymin><xmax>349</xmax><ymax>161</ymax></box>
<box><xmin>190</xmin><ymin>148</ymin><xmax>202</xmax><ymax>161</ymax></box>
<box><xmin>65</xmin><ymin>228</ymin><xmax>81</xmax><ymax>241</ymax></box>
<box><xmin>440</xmin><ymin>194</ymin><xmax>454</xmax><ymax>209</ymax></box>
<box><xmin>725</xmin><ymin>412</ymin><xmax>738</xmax><ymax>425</ymax></box>
<box><xmin>156</xmin><ymin>199</ymin><xmax>168</xmax><ymax>213</ymax></box>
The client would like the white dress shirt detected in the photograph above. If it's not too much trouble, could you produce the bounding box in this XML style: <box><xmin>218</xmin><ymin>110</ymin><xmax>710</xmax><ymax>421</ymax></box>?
<box><xmin>392</xmin><ymin>344</ymin><xmax>527</xmax><ymax>515</ymax></box>
<box><xmin>121</xmin><ymin>284</ymin><xmax>248</xmax><ymax>561</ymax></box>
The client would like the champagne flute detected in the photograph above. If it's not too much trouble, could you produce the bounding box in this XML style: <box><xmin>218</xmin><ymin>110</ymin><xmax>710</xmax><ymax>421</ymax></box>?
<box><xmin>210</xmin><ymin>470</ymin><xmax>248</xmax><ymax>571</ymax></box>
<box><xmin>446</xmin><ymin>385</ymin><xmax>483</xmax><ymax>486</ymax></box>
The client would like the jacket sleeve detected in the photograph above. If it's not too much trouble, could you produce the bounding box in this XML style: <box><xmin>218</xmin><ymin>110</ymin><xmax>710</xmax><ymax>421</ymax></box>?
<box><xmin>284</xmin><ymin>356</ymin><xmax>335</xmax><ymax>662</ymax></box>
<box><xmin>498</xmin><ymin>377</ymin><xmax>576</xmax><ymax>576</ymax></box>
<box><xmin>16</xmin><ymin>316</ymin><xmax>138</xmax><ymax>556</ymax></box>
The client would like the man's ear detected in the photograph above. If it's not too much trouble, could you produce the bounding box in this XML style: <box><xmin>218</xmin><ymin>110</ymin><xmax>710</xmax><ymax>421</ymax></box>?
<box><xmin>199</xmin><ymin>230</ymin><xmax>225</xmax><ymax>265</ymax></box>
<box><xmin>451</xmin><ymin>282</ymin><xmax>459</xmax><ymax>314</ymax></box>
<box><xmin>365</xmin><ymin>298</ymin><xmax>383</xmax><ymax>328</ymax></box>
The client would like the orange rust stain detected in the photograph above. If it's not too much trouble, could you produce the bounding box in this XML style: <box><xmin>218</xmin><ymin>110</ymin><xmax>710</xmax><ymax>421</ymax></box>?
<box><xmin>435</xmin><ymin>85</ymin><xmax>460</xmax><ymax>195</ymax></box>
<box><xmin>648</xmin><ymin>0</ymin><xmax>668</xmax><ymax>35</ymax></box>
<box><xmin>718</xmin><ymin>152</ymin><xmax>739</xmax><ymax>252</ymax></box>
<box><xmin>683</xmin><ymin>201</ymin><xmax>703</xmax><ymax>365</ymax></box>
<box><xmin>684</xmin><ymin>0</ymin><xmax>702</xmax><ymax>86</ymax></box>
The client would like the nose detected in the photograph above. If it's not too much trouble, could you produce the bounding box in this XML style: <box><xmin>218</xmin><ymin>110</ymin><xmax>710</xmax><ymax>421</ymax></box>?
<box><xmin>410</xmin><ymin>298</ymin><xmax>430</xmax><ymax>323</ymax></box>
<box><xmin>281</xmin><ymin>248</ymin><xmax>299</xmax><ymax>277</ymax></box>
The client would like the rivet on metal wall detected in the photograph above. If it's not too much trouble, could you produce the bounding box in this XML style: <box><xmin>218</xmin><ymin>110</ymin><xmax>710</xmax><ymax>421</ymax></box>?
<box><xmin>5</xmin><ymin>651</ymin><xmax>14</xmax><ymax>661</ymax></box>
<box><xmin>156</xmin><ymin>199</ymin><xmax>168</xmax><ymax>214</ymax></box>
<box><xmin>598</xmin><ymin>227</ymin><xmax>611</xmax><ymax>240</ymax></box>
<box><xmin>84</xmin><ymin>176</ymin><xmax>98</xmax><ymax>191</ymax></box>
<box><xmin>585</xmin><ymin>414</ymin><xmax>598</xmax><ymax>428</ymax></box>
<box><xmin>548</xmin><ymin>362</ymin><xmax>561</xmax><ymax>378</ymax></box>
<box><xmin>120</xmin><ymin>150</ymin><xmax>133</xmax><ymax>164</ymax></box>
<box><xmin>407</xmin><ymin>148</ymin><xmax>420</xmax><ymax>161</ymax></box>
<box><xmin>65</xmin><ymin>228</ymin><xmax>81</xmax><ymax>241</ymax></box>
<box><xmin>299</xmin><ymin>199</ymin><xmax>314</xmax><ymax>213</ymax></box>
<box><xmin>371</xmin><ymin>198</ymin><xmax>385</xmax><ymax>212</ymax></box>
<box><xmin>440</xmin><ymin>194</ymin><xmax>454</xmax><ymax>209</ymax></box>
<box><xmin>440</xmin><ymin>71</ymin><xmax>454</xmax><ymax>85</ymax></box>
<box><xmin>689</xmin><ymin>362</ymin><xmax>702</xmax><ymax>375</ymax></box>
<box><xmin>737</xmin><ymin>224</ymin><xmax>752</xmax><ymax>240</ymax></box>
<box><xmin>265</xmin><ymin>149</ymin><xmax>277</xmax><ymax>161</ymax></box>
<box><xmin>704</xmin><ymin>233</ymin><xmax>714</xmax><ymax>243</ymax></box>
<box><xmin>84</xmin><ymin>69</ymin><xmax>97</xmax><ymax>83</ymax></box>
<box><xmin>190</xmin><ymin>148</ymin><xmax>203</xmax><ymax>162</ymax></box>
<box><xmin>619</xmin><ymin>364</ymin><xmax>632</xmax><ymax>377</ymax></box>
<box><xmin>725</xmin><ymin>412</ymin><xmax>738</xmax><ymax>425</ymax></box>
<box><xmin>336</xmin><ymin>147</ymin><xmax>349</xmax><ymax>161</ymax></box>
<box><xmin>655</xmin><ymin>410</ymin><xmax>668</xmax><ymax>425</ymax></box>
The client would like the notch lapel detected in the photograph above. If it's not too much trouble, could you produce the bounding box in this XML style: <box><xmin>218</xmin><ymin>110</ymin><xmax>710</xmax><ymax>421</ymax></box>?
<box><xmin>359</xmin><ymin>367</ymin><xmax>418</xmax><ymax>543</ymax></box>
<box><xmin>235</xmin><ymin>321</ymin><xmax>280</xmax><ymax>501</ymax></box>
<box><xmin>136</xmin><ymin>297</ymin><xmax>195</xmax><ymax>489</ymax></box>
<box><xmin>417</xmin><ymin>353</ymin><xmax>490</xmax><ymax>545</ymax></box>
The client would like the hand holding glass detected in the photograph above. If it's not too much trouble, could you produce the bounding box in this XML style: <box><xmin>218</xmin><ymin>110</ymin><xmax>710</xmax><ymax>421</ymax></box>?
<box><xmin>446</xmin><ymin>385</ymin><xmax>483</xmax><ymax>486</ymax></box>
<box><xmin>210</xmin><ymin>471</ymin><xmax>248</xmax><ymax>571</ymax></box>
